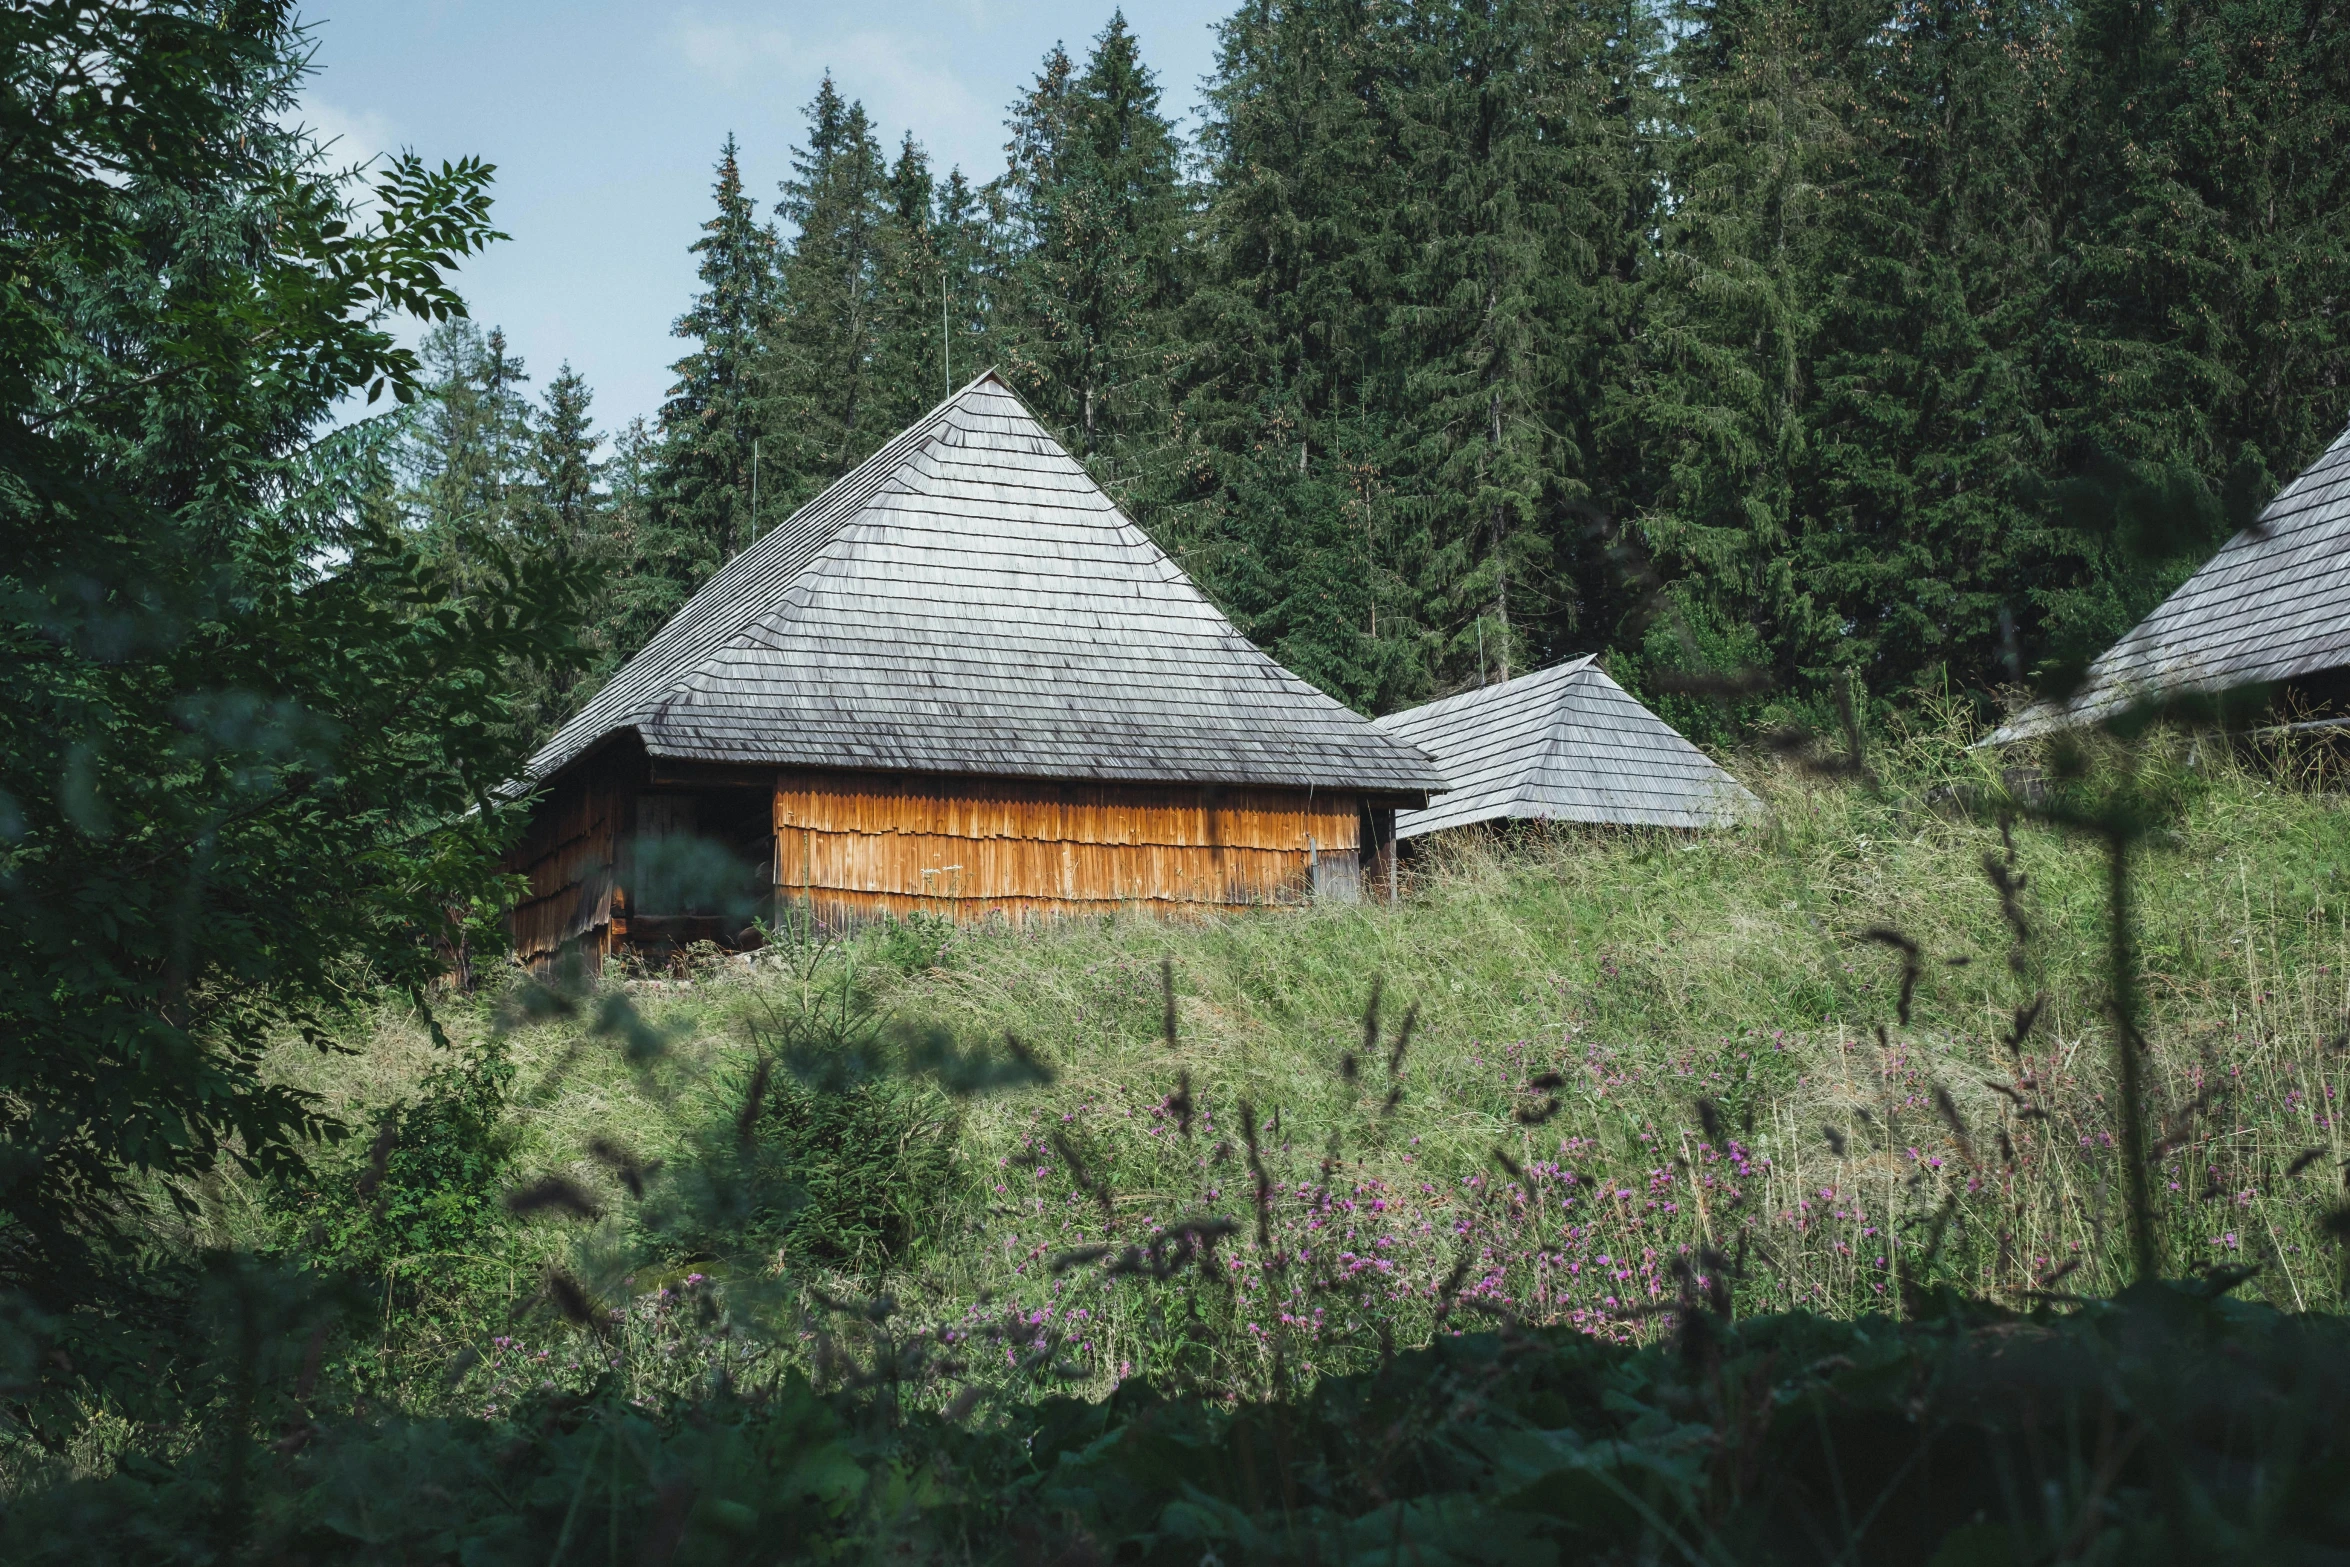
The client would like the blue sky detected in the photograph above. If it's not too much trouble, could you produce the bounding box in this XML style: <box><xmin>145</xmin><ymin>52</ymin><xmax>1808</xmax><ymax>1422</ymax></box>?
<box><xmin>299</xmin><ymin>1</ymin><xmax>1229</xmax><ymax>435</ymax></box>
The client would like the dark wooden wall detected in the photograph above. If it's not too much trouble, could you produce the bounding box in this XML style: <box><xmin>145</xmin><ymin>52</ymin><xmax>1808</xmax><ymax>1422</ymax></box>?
<box><xmin>505</xmin><ymin>742</ymin><xmax>642</xmax><ymax>964</ymax></box>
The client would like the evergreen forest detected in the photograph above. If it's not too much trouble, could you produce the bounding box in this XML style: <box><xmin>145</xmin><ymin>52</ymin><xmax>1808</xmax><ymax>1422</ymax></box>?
<box><xmin>12</xmin><ymin>2</ymin><xmax>2350</xmax><ymax>1562</ymax></box>
<box><xmin>408</xmin><ymin>0</ymin><xmax>2350</xmax><ymax>746</ymax></box>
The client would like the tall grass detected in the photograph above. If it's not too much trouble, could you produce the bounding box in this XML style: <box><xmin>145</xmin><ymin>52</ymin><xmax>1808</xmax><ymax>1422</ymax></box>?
<box><xmin>14</xmin><ymin>724</ymin><xmax>2350</xmax><ymax>1563</ymax></box>
<box><xmin>228</xmin><ymin>720</ymin><xmax>2350</xmax><ymax>1408</ymax></box>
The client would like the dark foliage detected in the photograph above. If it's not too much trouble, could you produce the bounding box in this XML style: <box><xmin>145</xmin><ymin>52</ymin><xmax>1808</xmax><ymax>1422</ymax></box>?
<box><xmin>747</xmin><ymin>1075</ymin><xmax>961</xmax><ymax>1269</ymax></box>
<box><xmin>270</xmin><ymin>1045</ymin><xmax>518</xmax><ymax>1275</ymax></box>
<box><xmin>641</xmin><ymin>1042</ymin><xmax>965</xmax><ymax>1272</ymax></box>
<box><xmin>8</xmin><ymin>1286</ymin><xmax>2349</xmax><ymax>1563</ymax></box>
<box><xmin>0</xmin><ymin>1</ymin><xmax>577</xmax><ymax>1297</ymax></box>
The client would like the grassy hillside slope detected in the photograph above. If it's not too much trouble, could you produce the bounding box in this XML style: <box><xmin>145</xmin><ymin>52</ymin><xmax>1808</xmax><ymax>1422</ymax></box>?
<box><xmin>240</xmin><ymin>723</ymin><xmax>2350</xmax><ymax>1409</ymax></box>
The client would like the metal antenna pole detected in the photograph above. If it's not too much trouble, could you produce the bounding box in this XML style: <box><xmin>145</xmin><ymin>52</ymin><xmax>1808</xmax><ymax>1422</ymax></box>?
<box><xmin>942</xmin><ymin>267</ymin><xmax>951</xmax><ymax>397</ymax></box>
<box><xmin>750</xmin><ymin>438</ymin><xmax>759</xmax><ymax>545</ymax></box>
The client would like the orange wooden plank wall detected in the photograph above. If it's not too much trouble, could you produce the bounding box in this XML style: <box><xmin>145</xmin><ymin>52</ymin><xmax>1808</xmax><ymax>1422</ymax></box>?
<box><xmin>772</xmin><ymin>770</ymin><xmax>1362</xmax><ymax>923</ymax></box>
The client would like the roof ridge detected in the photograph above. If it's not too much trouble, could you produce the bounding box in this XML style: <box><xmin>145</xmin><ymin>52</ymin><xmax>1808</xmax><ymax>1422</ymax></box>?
<box><xmin>1506</xmin><ymin>662</ymin><xmax>1607</xmax><ymax>809</ymax></box>
<box><xmin>1371</xmin><ymin>654</ymin><xmax>1596</xmax><ymax>729</ymax></box>
<box><xmin>1375</xmin><ymin>655</ymin><xmax>1746</xmax><ymax>835</ymax></box>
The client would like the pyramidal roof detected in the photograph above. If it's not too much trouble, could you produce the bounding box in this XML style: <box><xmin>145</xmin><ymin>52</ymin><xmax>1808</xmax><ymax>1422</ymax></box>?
<box><xmin>1371</xmin><ymin>658</ymin><xmax>1755</xmax><ymax>837</ymax></box>
<box><xmin>1995</xmin><ymin>422</ymin><xmax>2350</xmax><ymax>740</ymax></box>
<box><xmin>526</xmin><ymin>372</ymin><xmax>1443</xmax><ymax>796</ymax></box>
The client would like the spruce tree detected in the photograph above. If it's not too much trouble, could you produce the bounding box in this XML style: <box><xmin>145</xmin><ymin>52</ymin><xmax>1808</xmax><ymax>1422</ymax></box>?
<box><xmin>2</xmin><ymin>0</ymin><xmax>567</xmax><ymax>1284</ymax></box>
<box><xmin>406</xmin><ymin>319</ymin><xmax>535</xmax><ymax>590</ymax></box>
<box><xmin>935</xmin><ymin>165</ymin><xmax>994</xmax><ymax>392</ymax></box>
<box><xmin>658</xmin><ymin>134</ymin><xmax>778</xmax><ymax>577</ymax></box>
<box><xmin>399</xmin><ymin>331</ymin><xmax>624</xmax><ymax>750</ymax></box>
<box><xmin>993</xmin><ymin>13</ymin><xmax>1189</xmax><ymax>475</ymax></box>
<box><xmin>1183</xmin><ymin>0</ymin><xmax>1423</xmax><ymax>709</ymax></box>
<box><xmin>534</xmin><ymin>364</ymin><xmax>604</xmax><ymax>564</ymax></box>
<box><xmin>524</xmin><ymin>365</ymin><xmax>613</xmax><ymax>732</ymax></box>
<box><xmin>867</xmin><ymin>133</ymin><xmax>956</xmax><ymax>427</ymax></box>
<box><xmin>597</xmin><ymin>415</ymin><xmax>682</xmax><ymax>674</ymax></box>
<box><xmin>1386</xmin><ymin>0</ymin><xmax>1628</xmax><ymax>685</ymax></box>
<box><xmin>768</xmin><ymin>76</ymin><xmax>892</xmax><ymax>507</ymax></box>
<box><xmin>1183</xmin><ymin>0</ymin><xmax>1657</xmax><ymax>708</ymax></box>
<box><xmin>1626</xmin><ymin>0</ymin><xmax>1852</xmax><ymax>734</ymax></box>
<box><xmin>1785</xmin><ymin>0</ymin><xmax>2060</xmax><ymax>708</ymax></box>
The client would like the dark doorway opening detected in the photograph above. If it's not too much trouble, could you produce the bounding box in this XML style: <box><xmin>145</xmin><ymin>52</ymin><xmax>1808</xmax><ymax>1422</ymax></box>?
<box><xmin>622</xmin><ymin>787</ymin><xmax>772</xmax><ymax>957</ymax></box>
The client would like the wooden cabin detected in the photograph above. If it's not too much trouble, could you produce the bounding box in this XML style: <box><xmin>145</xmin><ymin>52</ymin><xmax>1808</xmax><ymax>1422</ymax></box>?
<box><xmin>1370</xmin><ymin>657</ymin><xmax>1755</xmax><ymax>840</ymax></box>
<box><xmin>503</xmin><ymin>372</ymin><xmax>1444</xmax><ymax>964</ymax></box>
<box><xmin>1995</xmin><ymin>421</ymin><xmax>2350</xmax><ymax>740</ymax></box>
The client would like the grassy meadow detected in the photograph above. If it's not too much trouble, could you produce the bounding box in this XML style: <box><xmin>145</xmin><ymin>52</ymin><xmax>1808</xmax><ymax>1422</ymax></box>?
<box><xmin>202</xmin><ymin>718</ymin><xmax>2350</xmax><ymax>1422</ymax></box>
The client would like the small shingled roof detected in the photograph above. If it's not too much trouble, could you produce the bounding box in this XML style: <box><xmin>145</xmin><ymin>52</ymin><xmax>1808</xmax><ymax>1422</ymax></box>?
<box><xmin>524</xmin><ymin>372</ymin><xmax>1444</xmax><ymax>796</ymax></box>
<box><xmin>1995</xmin><ymin>422</ymin><xmax>2350</xmax><ymax>740</ymax></box>
<box><xmin>1370</xmin><ymin>658</ymin><xmax>1755</xmax><ymax>838</ymax></box>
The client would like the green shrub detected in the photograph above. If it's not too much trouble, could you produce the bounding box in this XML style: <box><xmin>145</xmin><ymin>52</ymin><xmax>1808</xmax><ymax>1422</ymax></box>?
<box><xmin>12</xmin><ymin>1287</ymin><xmax>2350</xmax><ymax>1564</ymax></box>
<box><xmin>631</xmin><ymin>1051</ymin><xmax>964</xmax><ymax>1277</ymax></box>
<box><xmin>272</xmin><ymin>1044</ymin><xmax>517</xmax><ymax>1275</ymax></box>
<box><xmin>873</xmin><ymin>912</ymin><xmax>957</xmax><ymax>975</ymax></box>
<box><xmin>762</xmin><ymin>1075</ymin><xmax>961</xmax><ymax>1268</ymax></box>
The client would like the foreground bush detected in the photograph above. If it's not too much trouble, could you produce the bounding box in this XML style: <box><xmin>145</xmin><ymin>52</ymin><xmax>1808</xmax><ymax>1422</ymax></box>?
<box><xmin>7</xmin><ymin>1283</ymin><xmax>2345</xmax><ymax>1565</ymax></box>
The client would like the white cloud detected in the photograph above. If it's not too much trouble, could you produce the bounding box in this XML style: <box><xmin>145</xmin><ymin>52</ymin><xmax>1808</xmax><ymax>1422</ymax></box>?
<box><xmin>830</xmin><ymin>28</ymin><xmax>995</xmax><ymax>159</ymax></box>
<box><xmin>673</xmin><ymin>17</ymin><xmax>798</xmax><ymax>92</ymax></box>
<box><xmin>289</xmin><ymin>94</ymin><xmax>400</xmax><ymax>175</ymax></box>
<box><xmin>669</xmin><ymin>12</ymin><xmax>1000</xmax><ymax>179</ymax></box>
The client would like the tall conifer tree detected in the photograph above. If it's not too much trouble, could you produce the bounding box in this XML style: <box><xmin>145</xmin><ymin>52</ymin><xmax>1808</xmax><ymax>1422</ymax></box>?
<box><xmin>658</xmin><ymin>134</ymin><xmax>779</xmax><ymax>577</ymax></box>
<box><xmin>1184</xmin><ymin>0</ymin><xmax>1434</xmax><ymax>709</ymax></box>
<box><xmin>935</xmin><ymin>165</ymin><xmax>994</xmax><ymax>390</ymax></box>
<box><xmin>1184</xmin><ymin>0</ymin><xmax>1654</xmax><ymax>707</ymax></box>
<box><xmin>1628</xmin><ymin>0</ymin><xmax>1852</xmax><ymax>732</ymax></box>
<box><xmin>523</xmin><ymin>365</ymin><xmax>614</xmax><ymax>733</ymax></box>
<box><xmin>768</xmin><ymin>77</ymin><xmax>892</xmax><ymax>506</ymax></box>
<box><xmin>597</xmin><ymin>415</ymin><xmax>680</xmax><ymax>674</ymax></box>
<box><xmin>406</xmin><ymin>320</ymin><xmax>534</xmax><ymax>590</ymax></box>
<box><xmin>1388</xmin><ymin>0</ymin><xmax>1626</xmax><ymax>683</ymax></box>
<box><xmin>399</xmin><ymin>332</ymin><xmax>624</xmax><ymax>749</ymax></box>
<box><xmin>994</xmin><ymin>14</ymin><xmax>1189</xmax><ymax>477</ymax></box>
<box><xmin>533</xmin><ymin>365</ymin><xmax>604</xmax><ymax>565</ymax></box>
<box><xmin>867</xmin><ymin>133</ymin><xmax>959</xmax><ymax>429</ymax></box>
<box><xmin>1786</xmin><ymin>0</ymin><xmax>2060</xmax><ymax>705</ymax></box>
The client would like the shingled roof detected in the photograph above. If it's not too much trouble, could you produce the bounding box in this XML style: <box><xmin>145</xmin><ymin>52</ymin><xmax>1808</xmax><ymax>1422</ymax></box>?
<box><xmin>1370</xmin><ymin>658</ymin><xmax>1755</xmax><ymax>837</ymax></box>
<box><xmin>1995</xmin><ymin>423</ymin><xmax>2350</xmax><ymax>740</ymax></box>
<box><xmin>525</xmin><ymin>372</ymin><xmax>1443</xmax><ymax>796</ymax></box>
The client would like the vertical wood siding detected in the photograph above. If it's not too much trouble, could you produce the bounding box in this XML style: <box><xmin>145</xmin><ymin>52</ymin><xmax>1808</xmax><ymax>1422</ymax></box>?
<box><xmin>505</xmin><ymin>745</ymin><xmax>641</xmax><ymax>960</ymax></box>
<box><xmin>771</xmin><ymin>770</ymin><xmax>1363</xmax><ymax>924</ymax></box>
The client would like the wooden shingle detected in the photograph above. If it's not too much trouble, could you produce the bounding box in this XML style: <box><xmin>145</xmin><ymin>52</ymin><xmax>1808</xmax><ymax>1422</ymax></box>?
<box><xmin>526</xmin><ymin>372</ymin><xmax>1444</xmax><ymax>798</ymax></box>
<box><xmin>1372</xmin><ymin>659</ymin><xmax>1754</xmax><ymax>837</ymax></box>
<box><xmin>1996</xmin><ymin>423</ymin><xmax>2350</xmax><ymax>739</ymax></box>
